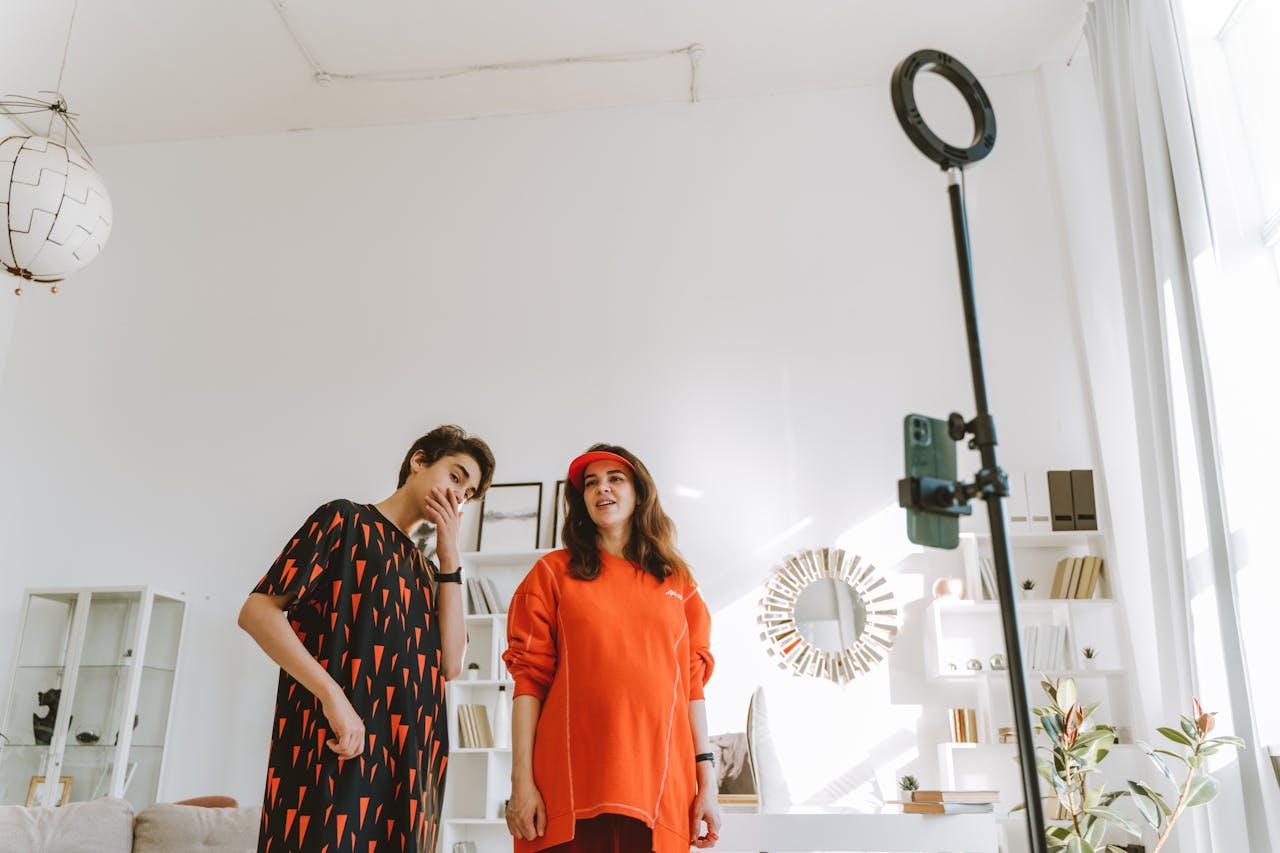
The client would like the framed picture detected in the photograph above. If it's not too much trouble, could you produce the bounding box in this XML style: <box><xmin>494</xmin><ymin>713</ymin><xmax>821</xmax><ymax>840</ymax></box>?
<box><xmin>477</xmin><ymin>483</ymin><xmax>543</xmax><ymax>552</ymax></box>
<box><xmin>26</xmin><ymin>775</ymin><xmax>72</xmax><ymax>806</ymax></box>
<box><xmin>550</xmin><ymin>479</ymin><xmax>568</xmax><ymax>548</ymax></box>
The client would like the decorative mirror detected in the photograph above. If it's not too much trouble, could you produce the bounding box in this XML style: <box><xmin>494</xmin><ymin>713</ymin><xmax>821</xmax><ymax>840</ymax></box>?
<box><xmin>757</xmin><ymin>548</ymin><xmax>898</xmax><ymax>684</ymax></box>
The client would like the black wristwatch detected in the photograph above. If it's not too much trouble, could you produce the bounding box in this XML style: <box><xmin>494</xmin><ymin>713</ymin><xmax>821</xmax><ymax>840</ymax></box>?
<box><xmin>434</xmin><ymin>568</ymin><xmax>463</xmax><ymax>584</ymax></box>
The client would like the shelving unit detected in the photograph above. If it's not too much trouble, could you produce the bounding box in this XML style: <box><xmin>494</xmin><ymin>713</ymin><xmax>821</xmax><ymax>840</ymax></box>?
<box><xmin>0</xmin><ymin>587</ymin><xmax>186</xmax><ymax>811</ymax></box>
<box><xmin>441</xmin><ymin>549</ymin><xmax>551</xmax><ymax>853</ymax></box>
<box><xmin>925</xmin><ymin>532</ymin><xmax>1140</xmax><ymax>852</ymax></box>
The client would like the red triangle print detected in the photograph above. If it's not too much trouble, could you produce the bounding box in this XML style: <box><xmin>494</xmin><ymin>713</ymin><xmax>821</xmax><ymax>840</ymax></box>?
<box><xmin>362</xmin><ymin>523</ymin><xmax>370</xmax><ymax>546</ymax></box>
<box><xmin>355</xmin><ymin>560</ymin><xmax>366</xmax><ymax>588</ymax></box>
<box><xmin>373</xmin><ymin>644</ymin><xmax>384</xmax><ymax>672</ymax></box>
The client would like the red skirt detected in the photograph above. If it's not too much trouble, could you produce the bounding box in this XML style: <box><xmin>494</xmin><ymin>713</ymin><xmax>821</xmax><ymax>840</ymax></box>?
<box><xmin>539</xmin><ymin>814</ymin><xmax>653</xmax><ymax>853</ymax></box>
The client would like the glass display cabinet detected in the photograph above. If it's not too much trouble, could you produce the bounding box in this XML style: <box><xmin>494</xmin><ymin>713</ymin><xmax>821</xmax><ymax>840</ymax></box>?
<box><xmin>0</xmin><ymin>587</ymin><xmax>186</xmax><ymax>811</ymax></box>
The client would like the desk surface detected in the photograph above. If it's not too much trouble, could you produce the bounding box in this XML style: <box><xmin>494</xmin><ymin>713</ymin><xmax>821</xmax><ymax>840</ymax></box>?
<box><xmin>716</xmin><ymin>811</ymin><xmax>999</xmax><ymax>852</ymax></box>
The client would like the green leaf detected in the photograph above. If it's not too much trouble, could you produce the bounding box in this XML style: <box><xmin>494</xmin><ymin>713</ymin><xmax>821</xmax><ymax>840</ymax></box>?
<box><xmin>1158</xmin><ymin>726</ymin><xmax>1195</xmax><ymax>748</ymax></box>
<box><xmin>1065</xmin><ymin>837</ymin><xmax>1095</xmax><ymax>853</ymax></box>
<box><xmin>1085</xmin><ymin>818</ymin><xmax>1107</xmax><ymax>847</ymax></box>
<box><xmin>1128</xmin><ymin>780</ymin><xmax>1172</xmax><ymax>816</ymax></box>
<box><xmin>1209</xmin><ymin>735</ymin><xmax>1245</xmax><ymax>748</ymax></box>
<box><xmin>1127</xmin><ymin>784</ymin><xmax>1161</xmax><ymax>830</ymax></box>
<box><xmin>1076</xmin><ymin>729</ymin><xmax>1114</xmax><ymax>747</ymax></box>
<box><xmin>1153</xmin><ymin>748</ymin><xmax>1189</xmax><ymax>766</ymax></box>
<box><xmin>1180</xmin><ymin>716</ymin><xmax>1198</xmax><ymax>740</ymax></box>
<box><xmin>1185</xmin><ymin>775</ymin><xmax>1220</xmax><ymax>808</ymax></box>
<box><xmin>1058</xmin><ymin>679</ymin><xmax>1078</xmax><ymax>711</ymax></box>
<box><xmin>1085</xmin><ymin>807</ymin><xmax>1141</xmax><ymax>836</ymax></box>
<box><xmin>1146</xmin><ymin>750</ymin><xmax>1177</xmax><ymax>783</ymax></box>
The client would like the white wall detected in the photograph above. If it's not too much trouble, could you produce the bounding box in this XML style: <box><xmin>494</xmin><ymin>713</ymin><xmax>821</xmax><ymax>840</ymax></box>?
<box><xmin>0</xmin><ymin>72</ymin><xmax>1096</xmax><ymax>808</ymax></box>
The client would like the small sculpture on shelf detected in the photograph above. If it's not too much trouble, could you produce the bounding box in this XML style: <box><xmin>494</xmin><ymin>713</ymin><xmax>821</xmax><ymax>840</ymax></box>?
<box><xmin>33</xmin><ymin>688</ymin><xmax>66</xmax><ymax>746</ymax></box>
<box><xmin>988</xmin><ymin>653</ymin><xmax>1007</xmax><ymax>670</ymax></box>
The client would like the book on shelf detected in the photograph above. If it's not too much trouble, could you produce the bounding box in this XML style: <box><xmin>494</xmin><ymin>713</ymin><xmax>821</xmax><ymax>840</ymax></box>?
<box><xmin>978</xmin><ymin>556</ymin><xmax>998</xmax><ymax>601</ymax></box>
<box><xmin>1048</xmin><ymin>555</ymin><xmax>1106</xmax><ymax>600</ymax></box>
<box><xmin>483</xmin><ymin>577</ymin><xmax>505</xmax><ymax>613</ymax></box>
<box><xmin>911</xmin><ymin>790</ymin><xmax>999</xmax><ymax>804</ymax></box>
<box><xmin>472</xmin><ymin>704</ymin><xmax>494</xmax><ymax>747</ymax></box>
<box><xmin>467</xmin><ymin>578</ymin><xmax>489</xmax><ymax>614</ymax></box>
<box><xmin>902</xmin><ymin>801</ymin><xmax>995</xmax><ymax>814</ymax></box>
<box><xmin>1022</xmin><ymin>624</ymin><xmax>1066</xmax><ymax>670</ymax></box>
<box><xmin>457</xmin><ymin>703</ymin><xmax>494</xmax><ymax>748</ymax></box>
<box><xmin>1080</xmin><ymin>556</ymin><xmax>1104</xmax><ymax>598</ymax></box>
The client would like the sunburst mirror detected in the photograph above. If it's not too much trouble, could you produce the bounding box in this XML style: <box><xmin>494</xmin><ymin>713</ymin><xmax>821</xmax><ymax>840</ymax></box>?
<box><xmin>757</xmin><ymin>548</ymin><xmax>899</xmax><ymax>684</ymax></box>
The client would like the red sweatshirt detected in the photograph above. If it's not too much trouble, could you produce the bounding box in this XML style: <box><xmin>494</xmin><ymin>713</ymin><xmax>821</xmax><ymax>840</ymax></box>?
<box><xmin>502</xmin><ymin>549</ymin><xmax>714</xmax><ymax>853</ymax></box>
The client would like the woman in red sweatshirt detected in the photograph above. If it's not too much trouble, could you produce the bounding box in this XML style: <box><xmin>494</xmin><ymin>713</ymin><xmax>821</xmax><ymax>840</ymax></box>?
<box><xmin>502</xmin><ymin>444</ymin><xmax>720</xmax><ymax>853</ymax></box>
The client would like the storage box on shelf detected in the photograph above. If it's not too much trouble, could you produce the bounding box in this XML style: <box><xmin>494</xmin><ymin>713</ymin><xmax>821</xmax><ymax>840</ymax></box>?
<box><xmin>441</xmin><ymin>549</ymin><xmax>550</xmax><ymax>853</ymax></box>
<box><xmin>0</xmin><ymin>587</ymin><xmax>186</xmax><ymax>812</ymax></box>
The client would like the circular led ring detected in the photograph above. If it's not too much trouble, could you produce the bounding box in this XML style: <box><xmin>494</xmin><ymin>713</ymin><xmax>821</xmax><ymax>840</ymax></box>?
<box><xmin>890</xmin><ymin>49</ymin><xmax>996</xmax><ymax>169</ymax></box>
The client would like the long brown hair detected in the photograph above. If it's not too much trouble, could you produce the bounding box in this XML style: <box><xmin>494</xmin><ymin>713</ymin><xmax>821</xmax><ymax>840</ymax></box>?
<box><xmin>562</xmin><ymin>444</ymin><xmax>692</xmax><ymax>584</ymax></box>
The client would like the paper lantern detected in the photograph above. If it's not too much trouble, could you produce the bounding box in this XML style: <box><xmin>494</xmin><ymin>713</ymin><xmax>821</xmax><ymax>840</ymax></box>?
<box><xmin>1</xmin><ymin>134</ymin><xmax>112</xmax><ymax>286</ymax></box>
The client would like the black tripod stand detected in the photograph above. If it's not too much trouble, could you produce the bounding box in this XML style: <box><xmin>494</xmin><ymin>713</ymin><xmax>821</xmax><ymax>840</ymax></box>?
<box><xmin>891</xmin><ymin>49</ymin><xmax>1048</xmax><ymax>853</ymax></box>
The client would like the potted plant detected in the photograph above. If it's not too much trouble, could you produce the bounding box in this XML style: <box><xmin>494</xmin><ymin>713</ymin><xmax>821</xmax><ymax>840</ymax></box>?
<box><xmin>466</xmin><ymin>661</ymin><xmax>481</xmax><ymax>681</ymax></box>
<box><xmin>1081</xmin><ymin>647</ymin><xmax>1097</xmax><ymax>670</ymax></box>
<box><xmin>898</xmin><ymin>775</ymin><xmax>919</xmax><ymax>793</ymax></box>
<box><xmin>1019</xmin><ymin>578</ymin><xmax>1036</xmax><ymax>599</ymax></box>
<box><xmin>1014</xmin><ymin>678</ymin><xmax>1243</xmax><ymax>853</ymax></box>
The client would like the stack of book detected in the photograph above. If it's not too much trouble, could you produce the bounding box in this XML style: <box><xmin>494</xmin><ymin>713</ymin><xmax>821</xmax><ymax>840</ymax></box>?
<box><xmin>1049</xmin><ymin>555</ymin><xmax>1105</xmax><ymax>599</ymax></box>
<box><xmin>467</xmin><ymin>577</ymin><xmax>506</xmax><ymax>614</ymax></box>
<box><xmin>902</xmin><ymin>789</ymin><xmax>998</xmax><ymax>814</ymax></box>
<box><xmin>1022</xmin><ymin>624</ymin><xmax>1067</xmax><ymax>670</ymax></box>
<box><xmin>456</xmin><ymin>703</ymin><xmax>494</xmax><ymax>748</ymax></box>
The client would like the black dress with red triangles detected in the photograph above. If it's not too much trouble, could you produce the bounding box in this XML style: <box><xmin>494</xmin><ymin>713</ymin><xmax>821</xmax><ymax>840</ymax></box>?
<box><xmin>252</xmin><ymin>500</ymin><xmax>449</xmax><ymax>853</ymax></box>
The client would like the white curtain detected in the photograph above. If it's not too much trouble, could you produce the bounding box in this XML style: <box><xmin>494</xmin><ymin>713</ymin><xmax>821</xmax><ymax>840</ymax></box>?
<box><xmin>1084</xmin><ymin>0</ymin><xmax>1276</xmax><ymax>850</ymax></box>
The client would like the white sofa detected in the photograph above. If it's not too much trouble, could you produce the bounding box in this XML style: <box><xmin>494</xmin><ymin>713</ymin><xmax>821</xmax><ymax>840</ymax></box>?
<box><xmin>0</xmin><ymin>797</ymin><xmax>260</xmax><ymax>853</ymax></box>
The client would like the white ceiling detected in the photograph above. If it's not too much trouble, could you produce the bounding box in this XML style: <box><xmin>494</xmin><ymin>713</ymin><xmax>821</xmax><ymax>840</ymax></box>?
<box><xmin>1</xmin><ymin>1</ymin><xmax>1087</xmax><ymax>147</ymax></box>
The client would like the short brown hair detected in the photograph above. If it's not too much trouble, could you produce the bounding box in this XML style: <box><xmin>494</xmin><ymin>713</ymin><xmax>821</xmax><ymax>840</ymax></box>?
<box><xmin>397</xmin><ymin>425</ymin><xmax>496</xmax><ymax>499</ymax></box>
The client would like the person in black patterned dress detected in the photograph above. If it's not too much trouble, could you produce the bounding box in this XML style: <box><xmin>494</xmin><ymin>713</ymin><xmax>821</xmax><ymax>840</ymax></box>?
<box><xmin>238</xmin><ymin>425</ymin><xmax>495</xmax><ymax>853</ymax></box>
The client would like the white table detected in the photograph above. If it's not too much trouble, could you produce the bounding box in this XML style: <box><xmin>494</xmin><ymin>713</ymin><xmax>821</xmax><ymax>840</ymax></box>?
<box><xmin>716</xmin><ymin>811</ymin><xmax>999</xmax><ymax>852</ymax></box>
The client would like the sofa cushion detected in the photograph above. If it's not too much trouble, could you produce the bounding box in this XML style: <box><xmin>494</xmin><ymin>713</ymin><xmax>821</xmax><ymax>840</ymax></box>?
<box><xmin>0</xmin><ymin>796</ymin><xmax>133</xmax><ymax>853</ymax></box>
<box><xmin>132</xmin><ymin>803</ymin><xmax>260</xmax><ymax>853</ymax></box>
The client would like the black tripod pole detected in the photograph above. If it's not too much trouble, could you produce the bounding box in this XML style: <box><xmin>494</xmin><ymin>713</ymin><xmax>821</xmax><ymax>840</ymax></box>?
<box><xmin>946</xmin><ymin>166</ymin><xmax>1048</xmax><ymax>853</ymax></box>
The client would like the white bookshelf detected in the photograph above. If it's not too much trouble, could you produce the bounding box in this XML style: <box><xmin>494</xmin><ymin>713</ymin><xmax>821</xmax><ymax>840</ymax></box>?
<box><xmin>925</xmin><ymin>532</ymin><xmax>1144</xmax><ymax>852</ymax></box>
<box><xmin>441</xmin><ymin>549</ymin><xmax>551</xmax><ymax>853</ymax></box>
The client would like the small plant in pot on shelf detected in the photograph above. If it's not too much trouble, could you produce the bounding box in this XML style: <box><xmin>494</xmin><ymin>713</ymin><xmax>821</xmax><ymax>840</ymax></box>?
<box><xmin>466</xmin><ymin>662</ymin><xmax>481</xmax><ymax>681</ymax></box>
<box><xmin>898</xmin><ymin>775</ymin><xmax>919</xmax><ymax>793</ymax></box>
<box><xmin>1081</xmin><ymin>647</ymin><xmax>1097</xmax><ymax>669</ymax></box>
<box><xmin>1019</xmin><ymin>579</ymin><xmax>1036</xmax><ymax>599</ymax></box>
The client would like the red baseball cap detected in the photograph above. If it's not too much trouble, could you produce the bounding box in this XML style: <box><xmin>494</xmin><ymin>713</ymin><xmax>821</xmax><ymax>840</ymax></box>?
<box><xmin>567</xmin><ymin>451</ymin><xmax>634</xmax><ymax>489</ymax></box>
